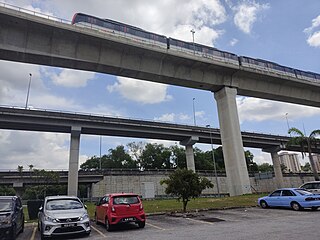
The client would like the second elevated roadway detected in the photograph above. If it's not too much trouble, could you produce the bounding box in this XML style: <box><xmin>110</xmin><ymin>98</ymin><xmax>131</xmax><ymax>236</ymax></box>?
<box><xmin>0</xmin><ymin>106</ymin><xmax>317</xmax><ymax>153</ymax></box>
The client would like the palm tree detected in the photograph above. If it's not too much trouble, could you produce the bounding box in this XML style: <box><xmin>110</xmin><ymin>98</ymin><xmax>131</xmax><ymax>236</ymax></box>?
<box><xmin>287</xmin><ymin>127</ymin><xmax>320</xmax><ymax>181</ymax></box>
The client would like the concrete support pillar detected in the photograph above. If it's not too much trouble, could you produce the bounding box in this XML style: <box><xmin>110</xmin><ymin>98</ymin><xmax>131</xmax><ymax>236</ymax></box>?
<box><xmin>180</xmin><ymin>136</ymin><xmax>199</xmax><ymax>172</ymax></box>
<box><xmin>214</xmin><ymin>87</ymin><xmax>251</xmax><ymax>196</ymax></box>
<box><xmin>270</xmin><ymin>151</ymin><xmax>285</xmax><ymax>188</ymax></box>
<box><xmin>68</xmin><ymin>126</ymin><xmax>81</xmax><ymax>196</ymax></box>
<box><xmin>185</xmin><ymin>145</ymin><xmax>195</xmax><ymax>171</ymax></box>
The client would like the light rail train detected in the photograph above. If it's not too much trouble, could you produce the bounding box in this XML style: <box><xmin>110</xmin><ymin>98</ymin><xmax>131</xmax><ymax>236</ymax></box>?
<box><xmin>72</xmin><ymin>13</ymin><xmax>320</xmax><ymax>83</ymax></box>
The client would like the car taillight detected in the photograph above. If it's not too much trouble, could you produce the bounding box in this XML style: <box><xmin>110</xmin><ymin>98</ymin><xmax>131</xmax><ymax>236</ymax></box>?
<box><xmin>140</xmin><ymin>204</ymin><xmax>143</xmax><ymax>210</ymax></box>
<box><xmin>305</xmin><ymin>197</ymin><xmax>315</xmax><ymax>201</ymax></box>
<box><xmin>111</xmin><ymin>206</ymin><xmax>115</xmax><ymax>212</ymax></box>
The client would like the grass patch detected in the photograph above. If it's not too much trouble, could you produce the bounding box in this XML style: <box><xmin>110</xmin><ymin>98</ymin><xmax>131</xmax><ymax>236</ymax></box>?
<box><xmin>84</xmin><ymin>194</ymin><xmax>264</xmax><ymax>219</ymax></box>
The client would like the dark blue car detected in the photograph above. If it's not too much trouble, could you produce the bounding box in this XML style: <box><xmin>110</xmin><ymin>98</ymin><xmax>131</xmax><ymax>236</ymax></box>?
<box><xmin>258</xmin><ymin>188</ymin><xmax>320</xmax><ymax>211</ymax></box>
<box><xmin>0</xmin><ymin>196</ymin><xmax>25</xmax><ymax>239</ymax></box>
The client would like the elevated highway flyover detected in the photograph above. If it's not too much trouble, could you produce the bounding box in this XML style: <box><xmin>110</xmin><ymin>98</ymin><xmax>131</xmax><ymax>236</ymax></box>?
<box><xmin>0</xmin><ymin>4</ymin><xmax>319</xmax><ymax>196</ymax></box>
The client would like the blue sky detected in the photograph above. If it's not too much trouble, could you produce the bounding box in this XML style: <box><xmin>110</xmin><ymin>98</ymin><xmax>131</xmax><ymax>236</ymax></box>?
<box><xmin>0</xmin><ymin>0</ymin><xmax>319</xmax><ymax>170</ymax></box>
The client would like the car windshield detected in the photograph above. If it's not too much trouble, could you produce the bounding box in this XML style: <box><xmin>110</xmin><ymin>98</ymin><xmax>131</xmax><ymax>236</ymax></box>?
<box><xmin>0</xmin><ymin>199</ymin><xmax>12</xmax><ymax>212</ymax></box>
<box><xmin>46</xmin><ymin>199</ymin><xmax>83</xmax><ymax>210</ymax></box>
<box><xmin>295</xmin><ymin>189</ymin><xmax>313</xmax><ymax>195</ymax></box>
<box><xmin>113</xmin><ymin>196</ymin><xmax>139</xmax><ymax>205</ymax></box>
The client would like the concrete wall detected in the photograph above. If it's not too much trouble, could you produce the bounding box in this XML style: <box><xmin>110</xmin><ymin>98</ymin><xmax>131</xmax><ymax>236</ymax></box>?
<box><xmin>91</xmin><ymin>171</ymin><xmax>315</xmax><ymax>198</ymax></box>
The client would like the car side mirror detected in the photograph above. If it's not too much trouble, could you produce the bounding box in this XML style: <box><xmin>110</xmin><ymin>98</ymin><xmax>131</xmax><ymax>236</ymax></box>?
<box><xmin>39</xmin><ymin>206</ymin><xmax>43</xmax><ymax>212</ymax></box>
<box><xmin>84</xmin><ymin>205</ymin><xmax>87</xmax><ymax>210</ymax></box>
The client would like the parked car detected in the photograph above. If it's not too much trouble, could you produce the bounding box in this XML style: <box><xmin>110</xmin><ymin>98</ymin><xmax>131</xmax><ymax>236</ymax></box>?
<box><xmin>258</xmin><ymin>188</ymin><xmax>320</xmax><ymax>211</ymax></box>
<box><xmin>95</xmin><ymin>193</ymin><xmax>146</xmax><ymax>231</ymax></box>
<box><xmin>0</xmin><ymin>196</ymin><xmax>24</xmax><ymax>240</ymax></box>
<box><xmin>299</xmin><ymin>181</ymin><xmax>320</xmax><ymax>193</ymax></box>
<box><xmin>38</xmin><ymin>196</ymin><xmax>90</xmax><ymax>239</ymax></box>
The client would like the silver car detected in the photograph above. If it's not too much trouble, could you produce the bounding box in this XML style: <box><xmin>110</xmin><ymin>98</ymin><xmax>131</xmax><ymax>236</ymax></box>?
<box><xmin>300</xmin><ymin>181</ymin><xmax>320</xmax><ymax>194</ymax></box>
<box><xmin>38</xmin><ymin>196</ymin><xmax>90</xmax><ymax>239</ymax></box>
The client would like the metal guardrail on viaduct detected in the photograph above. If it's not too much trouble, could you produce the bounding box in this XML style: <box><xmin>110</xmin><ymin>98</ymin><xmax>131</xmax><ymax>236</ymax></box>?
<box><xmin>0</xmin><ymin>106</ymin><xmax>319</xmax><ymax>153</ymax></box>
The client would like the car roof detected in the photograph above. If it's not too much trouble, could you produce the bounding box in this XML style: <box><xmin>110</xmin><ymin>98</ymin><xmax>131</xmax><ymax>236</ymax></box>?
<box><xmin>301</xmin><ymin>181</ymin><xmax>320</xmax><ymax>184</ymax></box>
<box><xmin>275</xmin><ymin>188</ymin><xmax>299</xmax><ymax>191</ymax></box>
<box><xmin>0</xmin><ymin>196</ymin><xmax>19</xmax><ymax>200</ymax></box>
<box><xmin>104</xmin><ymin>193</ymin><xmax>139</xmax><ymax>197</ymax></box>
<box><xmin>45</xmin><ymin>195</ymin><xmax>79</xmax><ymax>201</ymax></box>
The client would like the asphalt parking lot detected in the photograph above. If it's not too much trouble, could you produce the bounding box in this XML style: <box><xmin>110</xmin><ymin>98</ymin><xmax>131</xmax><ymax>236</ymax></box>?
<box><xmin>17</xmin><ymin>207</ymin><xmax>320</xmax><ymax>240</ymax></box>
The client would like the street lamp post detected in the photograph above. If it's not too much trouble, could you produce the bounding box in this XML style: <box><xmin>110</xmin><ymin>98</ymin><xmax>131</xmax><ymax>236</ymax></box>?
<box><xmin>192</xmin><ymin>98</ymin><xmax>196</xmax><ymax>126</ymax></box>
<box><xmin>190</xmin><ymin>29</ymin><xmax>195</xmax><ymax>54</ymax></box>
<box><xmin>285</xmin><ymin>113</ymin><xmax>291</xmax><ymax>136</ymax></box>
<box><xmin>206</xmin><ymin>124</ymin><xmax>220</xmax><ymax>197</ymax></box>
<box><xmin>25</xmin><ymin>73</ymin><xmax>32</xmax><ymax>109</ymax></box>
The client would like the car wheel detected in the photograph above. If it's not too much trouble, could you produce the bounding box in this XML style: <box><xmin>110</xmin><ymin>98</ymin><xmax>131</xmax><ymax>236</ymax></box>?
<box><xmin>138</xmin><ymin>221</ymin><xmax>145</xmax><ymax>228</ymax></box>
<box><xmin>20</xmin><ymin>218</ymin><xmax>24</xmax><ymax>233</ymax></box>
<box><xmin>105</xmin><ymin>217</ymin><xmax>112</xmax><ymax>232</ymax></box>
<box><xmin>10</xmin><ymin>224</ymin><xmax>17</xmax><ymax>240</ymax></box>
<box><xmin>291</xmin><ymin>202</ymin><xmax>302</xmax><ymax>211</ymax></box>
<box><xmin>260</xmin><ymin>200</ymin><xmax>268</xmax><ymax>209</ymax></box>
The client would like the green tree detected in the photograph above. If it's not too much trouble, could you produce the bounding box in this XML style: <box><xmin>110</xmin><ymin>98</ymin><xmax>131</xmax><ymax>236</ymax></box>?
<box><xmin>301</xmin><ymin>162</ymin><xmax>311</xmax><ymax>172</ymax></box>
<box><xmin>0</xmin><ymin>186</ymin><xmax>15</xmax><ymax>196</ymax></box>
<box><xmin>140</xmin><ymin>143</ymin><xmax>172</xmax><ymax>169</ymax></box>
<box><xmin>287</xmin><ymin>127</ymin><xmax>320</xmax><ymax>180</ymax></box>
<box><xmin>17</xmin><ymin>165</ymin><xmax>23</xmax><ymax>176</ymax></box>
<box><xmin>108</xmin><ymin>145</ymin><xmax>136</xmax><ymax>169</ymax></box>
<box><xmin>160</xmin><ymin>168</ymin><xmax>213</xmax><ymax>212</ymax></box>
<box><xmin>127</xmin><ymin>142</ymin><xmax>145</xmax><ymax>170</ymax></box>
<box><xmin>194</xmin><ymin>148</ymin><xmax>214</xmax><ymax>170</ymax></box>
<box><xmin>170</xmin><ymin>145</ymin><xmax>186</xmax><ymax>169</ymax></box>
<box><xmin>258</xmin><ymin>163</ymin><xmax>273</xmax><ymax>172</ymax></box>
<box><xmin>245</xmin><ymin>150</ymin><xmax>258</xmax><ymax>172</ymax></box>
<box><xmin>80</xmin><ymin>155</ymin><xmax>101</xmax><ymax>170</ymax></box>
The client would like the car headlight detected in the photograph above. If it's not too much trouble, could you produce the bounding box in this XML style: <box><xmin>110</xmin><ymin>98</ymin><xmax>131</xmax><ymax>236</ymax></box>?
<box><xmin>44</xmin><ymin>215</ymin><xmax>58</xmax><ymax>223</ymax></box>
<box><xmin>79</xmin><ymin>213</ymin><xmax>89</xmax><ymax>221</ymax></box>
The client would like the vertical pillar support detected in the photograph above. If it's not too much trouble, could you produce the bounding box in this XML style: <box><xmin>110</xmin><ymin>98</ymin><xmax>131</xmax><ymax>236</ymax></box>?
<box><xmin>185</xmin><ymin>145</ymin><xmax>195</xmax><ymax>171</ymax></box>
<box><xmin>271</xmin><ymin>151</ymin><xmax>285</xmax><ymax>188</ymax></box>
<box><xmin>214</xmin><ymin>87</ymin><xmax>251</xmax><ymax>196</ymax></box>
<box><xmin>180</xmin><ymin>136</ymin><xmax>199</xmax><ymax>172</ymax></box>
<box><xmin>263</xmin><ymin>147</ymin><xmax>284</xmax><ymax>188</ymax></box>
<box><xmin>68</xmin><ymin>126</ymin><xmax>81</xmax><ymax>196</ymax></box>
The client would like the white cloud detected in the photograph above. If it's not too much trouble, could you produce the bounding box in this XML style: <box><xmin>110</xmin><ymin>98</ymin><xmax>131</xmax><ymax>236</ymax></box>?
<box><xmin>230</xmin><ymin>38</ymin><xmax>238</xmax><ymax>46</ymax></box>
<box><xmin>237</xmin><ymin>97</ymin><xmax>320</xmax><ymax>123</ymax></box>
<box><xmin>13</xmin><ymin>0</ymin><xmax>227</xmax><ymax>46</ymax></box>
<box><xmin>0</xmin><ymin>130</ymin><xmax>88</xmax><ymax>170</ymax></box>
<box><xmin>154</xmin><ymin>113</ymin><xmax>175</xmax><ymax>122</ymax></box>
<box><xmin>49</xmin><ymin>69</ymin><xmax>96</xmax><ymax>88</ymax></box>
<box><xmin>307</xmin><ymin>31</ymin><xmax>320</xmax><ymax>47</ymax></box>
<box><xmin>304</xmin><ymin>15</ymin><xmax>320</xmax><ymax>48</ymax></box>
<box><xmin>107</xmin><ymin>77</ymin><xmax>172</xmax><ymax>104</ymax></box>
<box><xmin>233</xmin><ymin>1</ymin><xmax>269</xmax><ymax>34</ymax></box>
<box><xmin>154</xmin><ymin>113</ymin><xmax>192</xmax><ymax>123</ymax></box>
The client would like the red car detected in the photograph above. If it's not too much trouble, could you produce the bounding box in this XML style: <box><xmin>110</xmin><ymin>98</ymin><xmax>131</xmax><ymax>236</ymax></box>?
<box><xmin>95</xmin><ymin>193</ymin><xmax>146</xmax><ymax>231</ymax></box>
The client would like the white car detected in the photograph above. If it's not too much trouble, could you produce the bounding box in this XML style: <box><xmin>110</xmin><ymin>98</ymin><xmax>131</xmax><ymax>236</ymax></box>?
<box><xmin>38</xmin><ymin>196</ymin><xmax>90</xmax><ymax>239</ymax></box>
<box><xmin>300</xmin><ymin>181</ymin><xmax>320</xmax><ymax>194</ymax></box>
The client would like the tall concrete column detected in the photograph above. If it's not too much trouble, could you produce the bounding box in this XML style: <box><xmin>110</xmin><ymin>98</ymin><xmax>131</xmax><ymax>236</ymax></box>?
<box><xmin>214</xmin><ymin>87</ymin><xmax>251</xmax><ymax>196</ymax></box>
<box><xmin>271</xmin><ymin>151</ymin><xmax>285</xmax><ymax>188</ymax></box>
<box><xmin>263</xmin><ymin>147</ymin><xmax>284</xmax><ymax>188</ymax></box>
<box><xmin>185</xmin><ymin>145</ymin><xmax>195</xmax><ymax>171</ymax></box>
<box><xmin>68</xmin><ymin>126</ymin><xmax>81</xmax><ymax>196</ymax></box>
<box><xmin>180</xmin><ymin>136</ymin><xmax>199</xmax><ymax>172</ymax></box>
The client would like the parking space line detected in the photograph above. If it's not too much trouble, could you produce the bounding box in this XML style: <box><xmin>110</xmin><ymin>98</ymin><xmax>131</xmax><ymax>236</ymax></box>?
<box><xmin>146</xmin><ymin>222</ymin><xmax>166</xmax><ymax>230</ymax></box>
<box><xmin>30</xmin><ymin>226</ymin><xmax>37</xmax><ymax>240</ymax></box>
<box><xmin>91</xmin><ymin>225</ymin><xmax>107</xmax><ymax>238</ymax></box>
<box><xmin>185</xmin><ymin>218</ymin><xmax>214</xmax><ymax>225</ymax></box>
